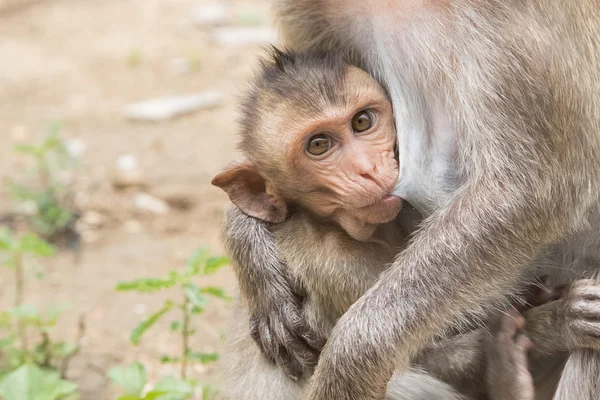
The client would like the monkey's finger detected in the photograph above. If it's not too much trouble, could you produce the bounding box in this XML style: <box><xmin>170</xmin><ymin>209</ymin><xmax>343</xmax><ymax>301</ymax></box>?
<box><xmin>569</xmin><ymin>301</ymin><xmax>600</xmax><ymax>321</ymax></box>
<box><xmin>498</xmin><ymin>309</ymin><xmax>525</xmax><ymax>340</ymax></box>
<box><xmin>571</xmin><ymin>320</ymin><xmax>600</xmax><ymax>338</ymax></box>
<box><xmin>250</xmin><ymin>318</ymin><xmax>277</xmax><ymax>364</ymax></box>
<box><xmin>571</xmin><ymin>286</ymin><xmax>600</xmax><ymax>302</ymax></box>
<box><xmin>299</xmin><ymin>328</ymin><xmax>327</xmax><ymax>352</ymax></box>
<box><xmin>282</xmin><ymin>311</ymin><xmax>326</xmax><ymax>352</ymax></box>
<box><xmin>272</xmin><ymin>318</ymin><xmax>319</xmax><ymax>367</ymax></box>
<box><xmin>276</xmin><ymin>345</ymin><xmax>304</xmax><ymax>381</ymax></box>
<box><xmin>516</xmin><ymin>334</ymin><xmax>533</xmax><ymax>352</ymax></box>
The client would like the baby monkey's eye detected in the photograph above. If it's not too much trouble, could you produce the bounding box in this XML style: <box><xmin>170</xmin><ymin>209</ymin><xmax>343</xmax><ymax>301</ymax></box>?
<box><xmin>351</xmin><ymin>110</ymin><xmax>376</xmax><ymax>133</ymax></box>
<box><xmin>307</xmin><ymin>134</ymin><xmax>331</xmax><ymax>156</ymax></box>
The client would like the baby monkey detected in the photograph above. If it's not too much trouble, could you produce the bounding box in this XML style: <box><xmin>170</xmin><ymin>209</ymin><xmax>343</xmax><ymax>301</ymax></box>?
<box><xmin>215</xmin><ymin>48</ymin><xmax>401</xmax><ymax>242</ymax></box>
<box><xmin>213</xmin><ymin>49</ymin><xmax>599</xmax><ymax>399</ymax></box>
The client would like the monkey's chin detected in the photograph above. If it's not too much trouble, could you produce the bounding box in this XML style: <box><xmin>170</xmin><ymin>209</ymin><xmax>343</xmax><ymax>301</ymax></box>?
<box><xmin>359</xmin><ymin>195</ymin><xmax>403</xmax><ymax>224</ymax></box>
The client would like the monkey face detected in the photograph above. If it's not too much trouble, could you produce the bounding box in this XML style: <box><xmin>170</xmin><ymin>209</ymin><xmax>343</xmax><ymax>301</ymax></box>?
<box><xmin>213</xmin><ymin>52</ymin><xmax>401</xmax><ymax>241</ymax></box>
<box><xmin>281</xmin><ymin>67</ymin><xmax>402</xmax><ymax>238</ymax></box>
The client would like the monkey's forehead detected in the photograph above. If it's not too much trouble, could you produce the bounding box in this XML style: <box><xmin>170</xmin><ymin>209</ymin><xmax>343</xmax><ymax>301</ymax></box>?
<box><xmin>257</xmin><ymin>66</ymin><xmax>386</xmax><ymax>116</ymax></box>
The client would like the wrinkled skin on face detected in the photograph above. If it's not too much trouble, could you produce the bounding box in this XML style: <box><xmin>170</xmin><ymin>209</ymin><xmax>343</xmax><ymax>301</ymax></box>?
<box><xmin>213</xmin><ymin>63</ymin><xmax>401</xmax><ymax>242</ymax></box>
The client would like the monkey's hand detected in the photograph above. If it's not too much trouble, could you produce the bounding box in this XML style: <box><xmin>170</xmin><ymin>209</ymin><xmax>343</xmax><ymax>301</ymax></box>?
<box><xmin>558</xmin><ymin>278</ymin><xmax>600</xmax><ymax>351</ymax></box>
<box><xmin>248</xmin><ymin>281</ymin><xmax>326</xmax><ymax>381</ymax></box>
<box><xmin>224</xmin><ymin>206</ymin><xmax>325</xmax><ymax>380</ymax></box>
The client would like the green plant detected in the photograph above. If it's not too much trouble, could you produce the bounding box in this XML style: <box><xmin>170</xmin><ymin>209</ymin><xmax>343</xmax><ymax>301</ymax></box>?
<box><xmin>109</xmin><ymin>248</ymin><xmax>229</xmax><ymax>400</ymax></box>
<box><xmin>8</xmin><ymin>122</ymin><xmax>78</xmax><ymax>238</ymax></box>
<box><xmin>0</xmin><ymin>229</ymin><xmax>80</xmax><ymax>399</ymax></box>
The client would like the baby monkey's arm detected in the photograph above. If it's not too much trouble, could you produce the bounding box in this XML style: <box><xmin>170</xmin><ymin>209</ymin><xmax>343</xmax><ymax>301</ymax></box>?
<box><xmin>223</xmin><ymin>207</ymin><xmax>325</xmax><ymax>380</ymax></box>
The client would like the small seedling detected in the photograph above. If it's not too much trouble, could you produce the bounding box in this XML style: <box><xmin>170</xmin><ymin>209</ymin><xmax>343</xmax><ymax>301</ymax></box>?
<box><xmin>109</xmin><ymin>247</ymin><xmax>229</xmax><ymax>399</ymax></box>
<box><xmin>0</xmin><ymin>229</ymin><xmax>80</xmax><ymax>400</ymax></box>
<box><xmin>8</xmin><ymin>122</ymin><xmax>78</xmax><ymax>239</ymax></box>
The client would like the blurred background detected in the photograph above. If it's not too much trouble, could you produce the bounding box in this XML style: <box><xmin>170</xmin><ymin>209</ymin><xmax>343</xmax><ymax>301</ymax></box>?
<box><xmin>0</xmin><ymin>0</ymin><xmax>274</xmax><ymax>398</ymax></box>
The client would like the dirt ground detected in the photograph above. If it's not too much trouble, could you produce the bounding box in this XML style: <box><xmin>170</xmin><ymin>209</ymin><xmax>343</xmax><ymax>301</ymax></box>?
<box><xmin>0</xmin><ymin>0</ymin><xmax>273</xmax><ymax>398</ymax></box>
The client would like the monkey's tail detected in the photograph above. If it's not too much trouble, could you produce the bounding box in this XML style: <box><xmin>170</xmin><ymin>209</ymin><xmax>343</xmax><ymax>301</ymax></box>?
<box><xmin>553</xmin><ymin>272</ymin><xmax>600</xmax><ymax>400</ymax></box>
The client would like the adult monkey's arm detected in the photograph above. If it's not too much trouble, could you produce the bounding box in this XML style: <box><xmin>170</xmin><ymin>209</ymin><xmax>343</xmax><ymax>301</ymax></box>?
<box><xmin>272</xmin><ymin>1</ymin><xmax>600</xmax><ymax>399</ymax></box>
<box><xmin>304</xmin><ymin>180</ymin><xmax>575</xmax><ymax>399</ymax></box>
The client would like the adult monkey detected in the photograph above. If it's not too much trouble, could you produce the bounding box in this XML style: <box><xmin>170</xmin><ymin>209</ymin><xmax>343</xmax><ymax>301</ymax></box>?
<box><xmin>268</xmin><ymin>1</ymin><xmax>600</xmax><ymax>399</ymax></box>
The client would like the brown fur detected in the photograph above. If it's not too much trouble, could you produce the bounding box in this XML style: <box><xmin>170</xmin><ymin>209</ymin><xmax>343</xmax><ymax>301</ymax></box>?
<box><xmin>222</xmin><ymin>205</ymin><xmax>600</xmax><ymax>400</ymax></box>
<box><xmin>265</xmin><ymin>1</ymin><xmax>600</xmax><ymax>399</ymax></box>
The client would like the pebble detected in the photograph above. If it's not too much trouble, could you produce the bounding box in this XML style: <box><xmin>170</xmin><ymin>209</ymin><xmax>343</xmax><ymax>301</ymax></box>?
<box><xmin>123</xmin><ymin>219</ymin><xmax>143</xmax><ymax>234</ymax></box>
<box><xmin>113</xmin><ymin>154</ymin><xmax>145</xmax><ymax>189</ymax></box>
<box><xmin>123</xmin><ymin>92</ymin><xmax>224</xmax><ymax>122</ymax></box>
<box><xmin>64</xmin><ymin>138</ymin><xmax>87</xmax><ymax>158</ymax></box>
<box><xmin>169</xmin><ymin>57</ymin><xmax>190</xmax><ymax>75</ymax></box>
<box><xmin>81</xmin><ymin>211</ymin><xmax>107</xmax><ymax>228</ymax></box>
<box><xmin>134</xmin><ymin>193</ymin><xmax>170</xmax><ymax>215</ymax></box>
<box><xmin>211</xmin><ymin>27</ymin><xmax>278</xmax><ymax>47</ymax></box>
<box><xmin>189</xmin><ymin>2</ymin><xmax>231</xmax><ymax>27</ymax></box>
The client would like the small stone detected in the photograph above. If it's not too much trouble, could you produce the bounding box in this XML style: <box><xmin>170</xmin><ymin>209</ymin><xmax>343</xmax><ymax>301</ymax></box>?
<box><xmin>64</xmin><ymin>138</ymin><xmax>86</xmax><ymax>158</ymax></box>
<box><xmin>134</xmin><ymin>193</ymin><xmax>170</xmax><ymax>215</ymax></box>
<box><xmin>113</xmin><ymin>154</ymin><xmax>145</xmax><ymax>189</ymax></box>
<box><xmin>190</xmin><ymin>2</ymin><xmax>231</xmax><ymax>27</ymax></box>
<box><xmin>123</xmin><ymin>92</ymin><xmax>223</xmax><ymax>122</ymax></box>
<box><xmin>81</xmin><ymin>211</ymin><xmax>106</xmax><ymax>228</ymax></box>
<box><xmin>212</xmin><ymin>27</ymin><xmax>278</xmax><ymax>47</ymax></box>
<box><xmin>123</xmin><ymin>219</ymin><xmax>143</xmax><ymax>234</ymax></box>
<box><xmin>169</xmin><ymin>57</ymin><xmax>190</xmax><ymax>75</ymax></box>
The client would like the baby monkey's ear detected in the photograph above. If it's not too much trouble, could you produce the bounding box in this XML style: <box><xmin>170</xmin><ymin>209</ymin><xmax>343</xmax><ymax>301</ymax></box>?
<box><xmin>211</xmin><ymin>158</ymin><xmax>288</xmax><ymax>223</ymax></box>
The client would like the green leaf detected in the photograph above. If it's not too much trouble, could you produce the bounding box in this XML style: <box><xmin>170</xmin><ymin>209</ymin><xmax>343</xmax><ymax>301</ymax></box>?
<box><xmin>0</xmin><ymin>363</ymin><xmax>77</xmax><ymax>400</ymax></box>
<box><xmin>107</xmin><ymin>361</ymin><xmax>147</xmax><ymax>396</ymax></box>
<box><xmin>116</xmin><ymin>274</ymin><xmax>178</xmax><ymax>293</ymax></box>
<box><xmin>184</xmin><ymin>247</ymin><xmax>209</xmax><ymax>276</ymax></box>
<box><xmin>52</xmin><ymin>341</ymin><xmax>77</xmax><ymax>358</ymax></box>
<box><xmin>145</xmin><ymin>394</ymin><xmax>187</xmax><ymax>400</ymax></box>
<box><xmin>153</xmin><ymin>375</ymin><xmax>193</xmax><ymax>393</ymax></box>
<box><xmin>201</xmin><ymin>385</ymin><xmax>219</xmax><ymax>400</ymax></box>
<box><xmin>170</xmin><ymin>321</ymin><xmax>181</xmax><ymax>331</ymax></box>
<box><xmin>0</xmin><ymin>334</ymin><xmax>17</xmax><ymax>348</ymax></box>
<box><xmin>10</xmin><ymin>304</ymin><xmax>41</xmax><ymax>324</ymax></box>
<box><xmin>199</xmin><ymin>286</ymin><xmax>230</xmax><ymax>301</ymax></box>
<box><xmin>159</xmin><ymin>355</ymin><xmax>180</xmax><ymax>364</ymax></box>
<box><xmin>7</xmin><ymin>181</ymin><xmax>38</xmax><ymax>202</ymax></box>
<box><xmin>143</xmin><ymin>376</ymin><xmax>194</xmax><ymax>400</ymax></box>
<box><xmin>186</xmin><ymin>352</ymin><xmax>219</xmax><ymax>364</ymax></box>
<box><xmin>18</xmin><ymin>234</ymin><xmax>55</xmax><ymax>257</ymax></box>
<box><xmin>130</xmin><ymin>301</ymin><xmax>173</xmax><ymax>345</ymax></box>
<box><xmin>203</xmin><ymin>256</ymin><xmax>229</xmax><ymax>275</ymax></box>
<box><xmin>0</xmin><ymin>228</ymin><xmax>15</xmax><ymax>251</ymax></box>
<box><xmin>184</xmin><ymin>284</ymin><xmax>207</xmax><ymax>310</ymax></box>
<box><xmin>13</xmin><ymin>144</ymin><xmax>41</xmax><ymax>158</ymax></box>
<box><xmin>2</xmin><ymin>347</ymin><xmax>26</xmax><ymax>370</ymax></box>
<box><xmin>41</xmin><ymin>305</ymin><xmax>66</xmax><ymax>326</ymax></box>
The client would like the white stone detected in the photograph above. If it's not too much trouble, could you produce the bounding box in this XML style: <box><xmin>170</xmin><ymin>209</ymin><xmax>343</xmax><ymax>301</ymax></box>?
<box><xmin>169</xmin><ymin>57</ymin><xmax>190</xmax><ymax>75</ymax></box>
<box><xmin>212</xmin><ymin>27</ymin><xmax>278</xmax><ymax>47</ymax></box>
<box><xmin>82</xmin><ymin>211</ymin><xmax>106</xmax><ymax>228</ymax></box>
<box><xmin>134</xmin><ymin>193</ymin><xmax>170</xmax><ymax>215</ymax></box>
<box><xmin>64</xmin><ymin>138</ymin><xmax>86</xmax><ymax>158</ymax></box>
<box><xmin>190</xmin><ymin>2</ymin><xmax>231</xmax><ymax>27</ymax></box>
<box><xmin>123</xmin><ymin>92</ymin><xmax>223</xmax><ymax>122</ymax></box>
<box><xmin>116</xmin><ymin>154</ymin><xmax>138</xmax><ymax>171</ymax></box>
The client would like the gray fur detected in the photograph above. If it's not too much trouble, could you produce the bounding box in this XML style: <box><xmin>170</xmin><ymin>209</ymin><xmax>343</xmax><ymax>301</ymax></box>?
<box><xmin>271</xmin><ymin>1</ymin><xmax>600</xmax><ymax>398</ymax></box>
